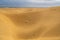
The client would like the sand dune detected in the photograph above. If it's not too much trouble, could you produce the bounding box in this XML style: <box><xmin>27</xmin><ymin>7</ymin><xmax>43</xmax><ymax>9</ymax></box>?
<box><xmin>0</xmin><ymin>6</ymin><xmax>60</xmax><ymax>40</ymax></box>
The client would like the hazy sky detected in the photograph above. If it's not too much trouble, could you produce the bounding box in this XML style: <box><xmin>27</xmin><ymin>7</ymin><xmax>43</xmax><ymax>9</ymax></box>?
<box><xmin>0</xmin><ymin>0</ymin><xmax>60</xmax><ymax>7</ymax></box>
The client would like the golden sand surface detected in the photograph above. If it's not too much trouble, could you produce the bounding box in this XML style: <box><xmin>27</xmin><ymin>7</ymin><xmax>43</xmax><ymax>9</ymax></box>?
<box><xmin>0</xmin><ymin>7</ymin><xmax>60</xmax><ymax>40</ymax></box>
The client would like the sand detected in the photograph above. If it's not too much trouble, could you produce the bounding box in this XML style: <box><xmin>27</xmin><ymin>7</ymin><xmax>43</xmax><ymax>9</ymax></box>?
<box><xmin>0</xmin><ymin>6</ymin><xmax>60</xmax><ymax>40</ymax></box>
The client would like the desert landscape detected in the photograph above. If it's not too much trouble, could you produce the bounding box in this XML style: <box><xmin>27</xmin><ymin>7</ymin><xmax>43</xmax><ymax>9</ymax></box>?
<box><xmin>0</xmin><ymin>6</ymin><xmax>60</xmax><ymax>40</ymax></box>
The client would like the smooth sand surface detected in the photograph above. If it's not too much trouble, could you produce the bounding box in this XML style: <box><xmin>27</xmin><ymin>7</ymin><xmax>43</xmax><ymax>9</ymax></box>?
<box><xmin>0</xmin><ymin>7</ymin><xmax>60</xmax><ymax>40</ymax></box>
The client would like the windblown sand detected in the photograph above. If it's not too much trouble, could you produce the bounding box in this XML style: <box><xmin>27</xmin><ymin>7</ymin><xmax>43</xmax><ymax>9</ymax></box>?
<box><xmin>0</xmin><ymin>7</ymin><xmax>60</xmax><ymax>40</ymax></box>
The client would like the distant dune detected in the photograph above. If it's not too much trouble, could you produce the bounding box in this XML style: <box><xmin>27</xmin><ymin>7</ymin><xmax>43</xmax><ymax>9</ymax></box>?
<box><xmin>0</xmin><ymin>6</ymin><xmax>60</xmax><ymax>40</ymax></box>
